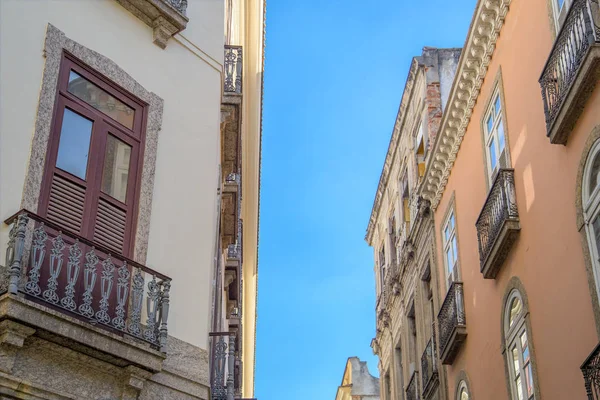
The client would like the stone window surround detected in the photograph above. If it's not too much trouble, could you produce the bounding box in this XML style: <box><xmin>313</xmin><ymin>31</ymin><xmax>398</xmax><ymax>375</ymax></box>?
<box><xmin>21</xmin><ymin>24</ymin><xmax>163</xmax><ymax>264</ymax></box>
<box><xmin>440</xmin><ymin>192</ymin><xmax>462</xmax><ymax>291</ymax></box>
<box><xmin>500</xmin><ymin>277</ymin><xmax>542</xmax><ymax>400</ymax></box>
<box><xmin>479</xmin><ymin>67</ymin><xmax>513</xmax><ymax>191</ymax></box>
<box><xmin>575</xmin><ymin>125</ymin><xmax>600</xmax><ymax>338</ymax></box>
<box><xmin>455</xmin><ymin>370</ymin><xmax>474</xmax><ymax>399</ymax></box>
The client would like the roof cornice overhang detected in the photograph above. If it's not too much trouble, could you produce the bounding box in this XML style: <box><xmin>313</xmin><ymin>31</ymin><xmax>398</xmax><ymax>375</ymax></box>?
<box><xmin>365</xmin><ymin>58</ymin><xmax>424</xmax><ymax>244</ymax></box>
<box><xmin>420</xmin><ymin>0</ymin><xmax>511</xmax><ymax>210</ymax></box>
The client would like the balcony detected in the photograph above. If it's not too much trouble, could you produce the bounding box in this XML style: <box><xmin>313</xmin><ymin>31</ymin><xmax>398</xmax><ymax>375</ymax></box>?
<box><xmin>406</xmin><ymin>370</ymin><xmax>420</xmax><ymax>400</ymax></box>
<box><xmin>437</xmin><ymin>282</ymin><xmax>466</xmax><ymax>365</ymax></box>
<box><xmin>582</xmin><ymin>342</ymin><xmax>600</xmax><ymax>399</ymax></box>
<box><xmin>539</xmin><ymin>0</ymin><xmax>600</xmax><ymax>144</ymax></box>
<box><xmin>210</xmin><ymin>332</ymin><xmax>239</xmax><ymax>400</ymax></box>
<box><xmin>2</xmin><ymin>209</ymin><xmax>171</xmax><ymax>356</ymax></box>
<box><xmin>476</xmin><ymin>169</ymin><xmax>520</xmax><ymax>279</ymax></box>
<box><xmin>224</xmin><ymin>45</ymin><xmax>243</xmax><ymax>95</ymax></box>
<box><xmin>421</xmin><ymin>333</ymin><xmax>439</xmax><ymax>399</ymax></box>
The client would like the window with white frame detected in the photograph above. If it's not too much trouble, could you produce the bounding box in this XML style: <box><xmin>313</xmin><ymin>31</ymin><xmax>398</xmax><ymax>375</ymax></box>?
<box><xmin>442</xmin><ymin>208</ymin><xmax>459</xmax><ymax>288</ymax></box>
<box><xmin>582</xmin><ymin>140</ymin><xmax>600</xmax><ymax>302</ymax></box>
<box><xmin>550</xmin><ymin>0</ymin><xmax>572</xmax><ymax>31</ymax></box>
<box><xmin>457</xmin><ymin>380</ymin><xmax>470</xmax><ymax>400</ymax></box>
<box><xmin>504</xmin><ymin>290</ymin><xmax>535</xmax><ymax>400</ymax></box>
<box><xmin>483</xmin><ymin>88</ymin><xmax>508</xmax><ymax>184</ymax></box>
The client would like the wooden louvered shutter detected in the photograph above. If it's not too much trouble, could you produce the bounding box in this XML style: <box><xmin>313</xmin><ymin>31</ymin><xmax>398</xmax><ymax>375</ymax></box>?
<box><xmin>40</xmin><ymin>53</ymin><xmax>146</xmax><ymax>258</ymax></box>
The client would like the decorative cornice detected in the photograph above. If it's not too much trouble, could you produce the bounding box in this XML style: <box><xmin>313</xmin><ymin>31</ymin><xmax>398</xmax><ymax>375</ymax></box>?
<box><xmin>365</xmin><ymin>59</ymin><xmax>423</xmax><ymax>244</ymax></box>
<box><xmin>420</xmin><ymin>0</ymin><xmax>511</xmax><ymax>209</ymax></box>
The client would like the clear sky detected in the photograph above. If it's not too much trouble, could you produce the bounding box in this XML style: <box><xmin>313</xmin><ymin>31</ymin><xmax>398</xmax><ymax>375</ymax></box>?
<box><xmin>256</xmin><ymin>1</ymin><xmax>476</xmax><ymax>398</ymax></box>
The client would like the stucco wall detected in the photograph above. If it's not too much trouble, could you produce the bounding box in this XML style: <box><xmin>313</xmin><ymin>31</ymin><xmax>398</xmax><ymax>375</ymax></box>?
<box><xmin>0</xmin><ymin>0</ymin><xmax>224</xmax><ymax>349</ymax></box>
<box><xmin>432</xmin><ymin>0</ymin><xmax>599</xmax><ymax>398</ymax></box>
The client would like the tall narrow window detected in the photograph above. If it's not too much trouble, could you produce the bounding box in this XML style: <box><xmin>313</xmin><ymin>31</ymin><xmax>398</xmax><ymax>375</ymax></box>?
<box><xmin>442</xmin><ymin>207</ymin><xmax>459</xmax><ymax>289</ymax></box>
<box><xmin>40</xmin><ymin>52</ymin><xmax>147</xmax><ymax>257</ymax></box>
<box><xmin>401</xmin><ymin>177</ymin><xmax>410</xmax><ymax>232</ymax></box>
<box><xmin>394</xmin><ymin>345</ymin><xmax>405</xmax><ymax>400</ymax></box>
<box><xmin>582</xmin><ymin>140</ymin><xmax>600</xmax><ymax>301</ymax></box>
<box><xmin>504</xmin><ymin>289</ymin><xmax>536</xmax><ymax>400</ymax></box>
<box><xmin>389</xmin><ymin>215</ymin><xmax>397</xmax><ymax>266</ymax></box>
<box><xmin>415</xmin><ymin>120</ymin><xmax>427</xmax><ymax>179</ymax></box>
<box><xmin>379</xmin><ymin>245</ymin><xmax>386</xmax><ymax>293</ymax></box>
<box><xmin>483</xmin><ymin>88</ymin><xmax>508</xmax><ymax>184</ymax></box>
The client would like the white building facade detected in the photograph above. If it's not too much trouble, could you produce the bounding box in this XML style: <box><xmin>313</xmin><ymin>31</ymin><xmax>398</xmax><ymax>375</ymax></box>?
<box><xmin>0</xmin><ymin>0</ymin><xmax>263</xmax><ymax>398</ymax></box>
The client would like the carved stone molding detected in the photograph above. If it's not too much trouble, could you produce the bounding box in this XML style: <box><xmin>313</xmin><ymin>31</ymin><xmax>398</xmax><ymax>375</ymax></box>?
<box><xmin>122</xmin><ymin>365</ymin><xmax>152</xmax><ymax>400</ymax></box>
<box><xmin>366</xmin><ymin>59</ymin><xmax>422</xmax><ymax>244</ymax></box>
<box><xmin>420</xmin><ymin>0</ymin><xmax>511</xmax><ymax>210</ymax></box>
<box><xmin>0</xmin><ymin>320</ymin><xmax>35</xmax><ymax>373</ymax></box>
<box><xmin>114</xmin><ymin>0</ymin><xmax>189</xmax><ymax>49</ymax></box>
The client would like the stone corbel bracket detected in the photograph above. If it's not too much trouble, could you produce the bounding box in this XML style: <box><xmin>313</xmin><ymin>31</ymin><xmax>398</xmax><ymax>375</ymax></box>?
<box><xmin>421</xmin><ymin>0</ymin><xmax>511</xmax><ymax>210</ymax></box>
<box><xmin>115</xmin><ymin>0</ymin><xmax>189</xmax><ymax>49</ymax></box>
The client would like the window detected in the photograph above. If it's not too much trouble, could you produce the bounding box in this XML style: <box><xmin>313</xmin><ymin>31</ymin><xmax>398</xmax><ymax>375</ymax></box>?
<box><xmin>379</xmin><ymin>245</ymin><xmax>386</xmax><ymax>292</ymax></box>
<box><xmin>39</xmin><ymin>52</ymin><xmax>147</xmax><ymax>257</ymax></box>
<box><xmin>442</xmin><ymin>208</ymin><xmax>459</xmax><ymax>289</ymax></box>
<box><xmin>415</xmin><ymin>119</ymin><xmax>427</xmax><ymax>179</ymax></box>
<box><xmin>504</xmin><ymin>290</ymin><xmax>535</xmax><ymax>400</ymax></box>
<box><xmin>551</xmin><ymin>0</ymin><xmax>572</xmax><ymax>31</ymax></box>
<box><xmin>483</xmin><ymin>88</ymin><xmax>508</xmax><ymax>184</ymax></box>
<box><xmin>457</xmin><ymin>380</ymin><xmax>470</xmax><ymax>400</ymax></box>
<box><xmin>582</xmin><ymin>140</ymin><xmax>600</xmax><ymax>301</ymax></box>
<box><xmin>401</xmin><ymin>176</ymin><xmax>410</xmax><ymax>231</ymax></box>
<box><xmin>389</xmin><ymin>215</ymin><xmax>397</xmax><ymax>265</ymax></box>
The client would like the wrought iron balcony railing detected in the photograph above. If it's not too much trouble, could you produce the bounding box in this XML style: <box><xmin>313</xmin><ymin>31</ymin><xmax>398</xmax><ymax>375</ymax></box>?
<box><xmin>539</xmin><ymin>0</ymin><xmax>600</xmax><ymax>144</ymax></box>
<box><xmin>3</xmin><ymin>209</ymin><xmax>171</xmax><ymax>351</ymax></box>
<box><xmin>437</xmin><ymin>282</ymin><xmax>467</xmax><ymax>365</ymax></box>
<box><xmin>476</xmin><ymin>169</ymin><xmax>520</xmax><ymax>279</ymax></box>
<box><xmin>421</xmin><ymin>331</ymin><xmax>439</xmax><ymax>399</ymax></box>
<box><xmin>210</xmin><ymin>332</ymin><xmax>237</xmax><ymax>400</ymax></box>
<box><xmin>582</xmin><ymin>342</ymin><xmax>600</xmax><ymax>399</ymax></box>
<box><xmin>406</xmin><ymin>370</ymin><xmax>420</xmax><ymax>400</ymax></box>
<box><xmin>224</xmin><ymin>46</ymin><xmax>243</xmax><ymax>95</ymax></box>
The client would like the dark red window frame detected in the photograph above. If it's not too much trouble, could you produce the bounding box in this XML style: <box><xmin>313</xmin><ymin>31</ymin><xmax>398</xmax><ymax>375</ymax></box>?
<box><xmin>39</xmin><ymin>51</ymin><xmax>148</xmax><ymax>258</ymax></box>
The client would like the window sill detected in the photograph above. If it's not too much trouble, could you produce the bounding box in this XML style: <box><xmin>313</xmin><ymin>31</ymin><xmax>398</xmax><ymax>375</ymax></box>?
<box><xmin>115</xmin><ymin>0</ymin><xmax>189</xmax><ymax>49</ymax></box>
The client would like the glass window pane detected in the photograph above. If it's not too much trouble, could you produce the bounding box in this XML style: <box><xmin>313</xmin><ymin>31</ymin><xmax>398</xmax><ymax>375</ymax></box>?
<box><xmin>525</xmin><ymin>363</ymin><xmax>534</xmax><ymax>398</ymax></box>
<box><xmin>445</xmin><ymin>226</ymin><xmax>450</xmax><ymax>242</ymax></box>
<box><xmin>515</xmin><ymin>375</ymin><xmax>525</xmax><ymax>400</ymax></box>
<box><xmin>509</xmin><ymin>296</ymin><xmax>523</xmax><ymax>327</ymax></box>
<box><xmin>498</xmin><ymin>120</ymin><xmax>506</xmax><ymax>152</ymax></box>
<box><xmin>101</xmin><ymin>135</ymin><xmax>131</xmax><ymax>203</ymax></box>
<box><xmin>521</xmin><ymin>331</ymin><xmax>530</xmax><ymax>363</ymax></box>
<box><xmin>56</xmin><ymin>108</ymin><xmax>93</xmax><ymax>180</ymax></box>
<box><xmin>68</xmin><ymin>71</ymin><xmax>135</xmax><ymax>129</ymax></box>
<box><xmin>446</xmin><ymin>249</ymin><xmax>453</xmax><ymax>275</ymax></box>
<box><xmin>487</xmin><ymin>114</ymin><xmax>494</xmax><ymax>134</ymax></box>
<box><xmin>592</xmin><ymin>215</ymin><xmax>600</xmax><ymax>253</ymax></box>
<box><xmin>452</xmin><ymin>237</ymin><xmax>458</xmax><ymax>264</ymax></box>
<box><xmin>489</xmin><ymin>138</ymin><xmax>497</xmax><ymax>171</ymax></box>
<box><xmin>450</xmin><ymin>213</ymin><xmax>455</xmax><ymax>230</ymax></box>
<box><xmin>512</xmin><ymin>346</ymin><xmax>520</xmax><ymax>374</ymax></box>
<box><xmin>557</xmin><ymin>0</ymin><xmax>565</xmax><ymax>10</ymax></box>
<box><xmin>495</xmin><ymin>95</ymin><xmax>501</xmax><ymax>116</ymax></box>
<box><xmin>588</xmin><ymin>152</ymin><xmax>600</xmax><ymax>197</ymax></box>
<box><xmin>461</xmin><ymin>388</ymin><xmax>469</xmax><ymax>400</ymax></box>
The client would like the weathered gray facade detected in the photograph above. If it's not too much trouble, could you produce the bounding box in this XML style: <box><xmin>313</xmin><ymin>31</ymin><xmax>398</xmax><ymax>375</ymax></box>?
<box><xmin>366</xmin><ymin>48</ymin><xmax>461</xmax><ymax>400</ymax></box>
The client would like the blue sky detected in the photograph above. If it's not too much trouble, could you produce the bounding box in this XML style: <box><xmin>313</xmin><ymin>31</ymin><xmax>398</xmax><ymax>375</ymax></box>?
<box><xmin>256</xmin><ymin>1</ymin><xmax>476</xmax><ymax>398</ymax></box>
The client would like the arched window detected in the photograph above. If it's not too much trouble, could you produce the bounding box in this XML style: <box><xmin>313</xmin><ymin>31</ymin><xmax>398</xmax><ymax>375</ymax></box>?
<box><xmin>582</xmin><ymin>140</ymin><xmax>600</xmax><ymax>300</ymax></box>
<box><xmin>504</xmin><ymin>289</ymin><xmax>535</xmax><ymax>400</ymax></box>
<box><xmin>457</xmin><ymin>380</ymin><xmax>470</xmax><ymax>400</ymax></box>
